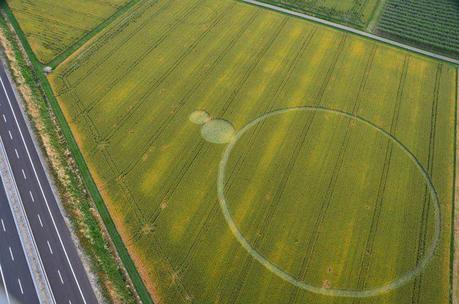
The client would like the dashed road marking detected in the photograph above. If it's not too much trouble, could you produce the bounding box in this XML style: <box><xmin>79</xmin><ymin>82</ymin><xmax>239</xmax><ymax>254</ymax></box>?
<box><xmin>17</xmin><ymin>278</ymin><xmax>23</xmax><ymax>294</ymax></box>
<box><xmin>14</xmin><ymin>148</ymin><xmax>19</xmax><ymax>159</ymax></box>
<box><xmin>2</xmin><ymin>114</ymin><xmax>6</xmax><ymax>122</ymax></box>
<box><xmin>8</xmin><ymin>246</ymin><xmax>14</xmax><ymax>261</ymax></box>
<box><xmin>29</xmin><ymin>190</ymin><xmax>34</xmax><ymax>202</ymax></box>
<box><xmin>37</xmin><ymin>214</ymin><xmax>43</xmax><ymax>227</ymax></box>
<box><xmin>21</xmin><ymin>169</ymin><xmax>26</xmax><ymax>180</ymax></box>
<box><xmin>8</xmin><ymin>130</ymin><xmax>12</xmax><ymax>140</ymax></box>
<box><xmin>1</xmin><ymin>73</ymin><xmax>89</xmax><ymax>303</ymax></box>
<box><xmin>1</xmin><ymin>218</ymin><xmax>5</xmax><ymax>232</ymax></box>
<box><xmin>47</xmin><ymin>240</ymin><xmax>53</xmax><ymax>255</ymax></box>
<box><xmin>58</xmin><ymin>269</ymin><xmax>64</xmax><ymax>285</ymax></box>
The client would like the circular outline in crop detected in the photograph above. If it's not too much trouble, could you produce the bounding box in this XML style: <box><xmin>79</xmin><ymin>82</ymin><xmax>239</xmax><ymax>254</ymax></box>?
<box><xmin>217</xmin><ymin>106</ymin><xmax>441</xmax><ymax>298</ymax></box>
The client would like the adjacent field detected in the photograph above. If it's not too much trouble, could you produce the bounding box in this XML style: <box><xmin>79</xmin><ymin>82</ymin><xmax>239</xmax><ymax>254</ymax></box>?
<box><xmin>6</xmin><ymin>0</ymin><xmax>131</xmax><ymax>63</ymax></box>
<box><xmin>377</xmin><ymin>0</ymin><xmax>459</xmax><ymax>58</ymax></box>
<box><xmin>47</xmin><ymin>0</ymin><xmax>456</xmax><ymax>303</ymax></box>
<box><xmin>257</xmin><ymin>0</ymin><xmax>383</xmax><ymax>28</ymax></box>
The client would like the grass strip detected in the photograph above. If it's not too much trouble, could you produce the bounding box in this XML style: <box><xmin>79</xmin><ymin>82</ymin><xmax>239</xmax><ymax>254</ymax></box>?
<box><xmin>0</xmin><ymin>2</ymin><xmax>153</xmax><ymax>303</ymax></box>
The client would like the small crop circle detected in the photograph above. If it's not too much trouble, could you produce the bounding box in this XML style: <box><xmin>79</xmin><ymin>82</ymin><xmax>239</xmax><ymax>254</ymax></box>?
<box><xmin>201</xmin><ymin>119</ymin><xmax>235</xmax><ymax>144</ymax></box>
<box><xmin>189</xmin><ymin>110</ymin><xmax>211</xmax><ymax>125</ymax></box>
<box><xmin>217</xmin><ymin>106</ymin><xmax>441</xmax><ymax>298</ymax></box>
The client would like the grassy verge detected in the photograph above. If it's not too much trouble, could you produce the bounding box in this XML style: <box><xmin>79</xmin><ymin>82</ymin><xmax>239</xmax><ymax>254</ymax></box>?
<box><xmin>0</xmin><ymin>4</ymin><xmax>143</xmax><ymax>304</ymax></box>
<box><xmin>46</xmin><ymin>0</ymin><xmax>142</xmax><ymax>69</ymax></box>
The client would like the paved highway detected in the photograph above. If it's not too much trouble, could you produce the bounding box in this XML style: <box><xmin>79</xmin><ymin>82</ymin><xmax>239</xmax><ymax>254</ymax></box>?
<box><xmin>0</xmin><ymin>62</ymin><xmax>97</xmax><ymax>304</ymax></box>
<box><xmin>0</xmin><ymin>177</ymin><xmax>39</xmax><ymax>304</ymax></box>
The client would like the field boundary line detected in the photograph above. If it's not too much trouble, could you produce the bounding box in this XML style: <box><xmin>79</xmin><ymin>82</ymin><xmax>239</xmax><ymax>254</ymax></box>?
<box><xmin>453</xmin><ymin>67</ymin><xmax>459</xmax><ymax>304</ymax></box>
<box><xmin>240</xmin><ymin>0</ymin><xmax>459</xmax><ymax>65</ymax></box>
<box><xmin>0</xmin><ymin>3</ymin><xmax>153</xmax><ymax>304</ymax></box>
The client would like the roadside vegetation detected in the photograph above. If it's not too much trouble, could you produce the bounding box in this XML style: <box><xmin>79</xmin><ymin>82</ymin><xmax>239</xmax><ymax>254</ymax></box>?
<box><xmin>376</xmin><ymin>0</ymin><xmax>459</xmax><ymax>58</ymax></box>
<box><xmin>0</xmin><ymin>6</ymin><xmax>137</xmax><ymax>304</ymax></box>
<box><xmin>48</xmin><ymin>0</ymin><xmax>457</xmax><ymax>303</ymax></box>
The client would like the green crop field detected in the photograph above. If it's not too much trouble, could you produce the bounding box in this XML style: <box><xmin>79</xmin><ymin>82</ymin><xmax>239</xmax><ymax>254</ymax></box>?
<box><xmin>377</xmin><ymin>0</ymin><xmax>459</xmax><ymax>58</ymax></box>
<box><xmin>42</xmin><ymin>0</ymin><xmax>456</xmax><ymax>303</ymax></box>
<box><xmin>258</xmin><ymin>0</ymin><xmax>383</xmax><ymax>28</ymax></box>
<box><xmin>6</xmin><ymin>0</ymin><xmax>131</xmax><ymax>63</ymax></box>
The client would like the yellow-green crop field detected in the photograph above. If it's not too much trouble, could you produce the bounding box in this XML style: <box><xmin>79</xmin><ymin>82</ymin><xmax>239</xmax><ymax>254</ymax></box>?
<box><xmin>47</xmin><ymin>0</ymin><xmax>457</xmax><ymax>303</ymax></box>
<box><xmin>6</xmin><ymin>0</ymin><xmax>130</xmax><ymax>63</ymax></box>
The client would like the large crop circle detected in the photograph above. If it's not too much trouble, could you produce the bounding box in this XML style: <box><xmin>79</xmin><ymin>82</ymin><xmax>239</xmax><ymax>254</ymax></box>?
<box><xmin>217</xmin><ymin>106</ymin><xmax>441</xmax><ymax>298</ymax></box>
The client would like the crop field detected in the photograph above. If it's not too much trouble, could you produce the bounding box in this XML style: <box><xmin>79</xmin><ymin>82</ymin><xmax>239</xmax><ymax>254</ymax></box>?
<box><xmin>6</xmin><ymin>0</ymin><xmax>131</xmax><ymax>63</ymax></box>
<box><xmin>258</xmin><ymin>0</ymin><xmax>383</xmax><ymax>28</ymax></box>
<box><xmin>377</xmin><ymin>0</ymin><xmax>459</xmax><ymax>58</ymax></box>
<box><xmin>46</xmin><ymin>0</ymin><xmax>457</xmax><ymax>303</ymax></box>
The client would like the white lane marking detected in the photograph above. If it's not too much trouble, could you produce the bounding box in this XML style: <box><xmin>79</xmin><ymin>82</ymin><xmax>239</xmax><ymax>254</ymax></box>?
<box><xmin>17</xmin><ymin>278</ymin><xmax>23</xmax><ymax>294</ymax></box>
<box><xmin>21</xmin><ymin>169</ymin><xmax>26</xmax><ymax>180</ymax></box>
<box><xmin>0</xmin><ymin>76</ymin><xmax>87</xmax><ymax>303</ymax></box>
<box><xmin>2</xmin><ymin>114</ymin><xmax>6</xmax><ymax>122</ymax></box>
<box><xmin>0</xmin><ymin>263</ymin><xmax>11</xmax><ymax>304</ymax></box>
<box><xmin>0</xmin><ymin>137</ymin><xmax>55</xmax><ymax>304</ymax></box>
<box><xmin>47</xmin><ymin>241</ymin><xmax>53</xmax><ymax>255</ymax></box>
<box><xmin>8</xmin><ymin>130</ymin><xmax>12</xmax><ymax>140</ymax></box>
<box><xmin>29</xmin><ymin>190</ymin><xmax>34</xmax><ymax>202</ymax></box>
<box><xmin>14</xmin><ymin>149</ymin><xmax>19</xmax><ymax>159</ymax></box>
<box><xmin>58</xmin><ymin>270</ymin><xmax>64</xmax><ymax>285</ymax></box>
<box><xmin>37</xmin><ymin>214</ymin><xmax>43</xmax><ymax>227</ymax></box>
<box><xmin>8</xmin><ymin>246</ymin><xmax>14</xmax><ymax>261</ymax></box>
<box><xmin>1</xmin><ymin>219</ymin><xmax>5</xmax><ymax>232</ymax></box>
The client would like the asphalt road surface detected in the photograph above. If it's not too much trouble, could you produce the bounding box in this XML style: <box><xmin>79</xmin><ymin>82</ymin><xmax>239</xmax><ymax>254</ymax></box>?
<box><xmin>0</xmin><ymin>62</ymin><xmax>97</xmax><ymax>304</ymax></box>
<box><xmin>0</xmin><ymin>177</ymin><xmax>39</xmax><ymax>304</ymax></box>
